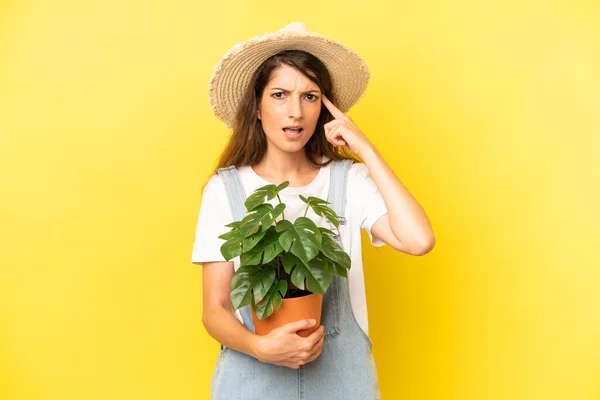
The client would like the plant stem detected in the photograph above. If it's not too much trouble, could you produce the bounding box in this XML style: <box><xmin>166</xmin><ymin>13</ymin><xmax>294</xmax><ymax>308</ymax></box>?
<box><xmin>277</xmin><ymin>255</ymin><xmax>281</xmax><ymax>280</ymax></box>
<box><xmin>304</xmin><ymin>205</ymin><xmax>309</xmax><ymax>218</ymax></box>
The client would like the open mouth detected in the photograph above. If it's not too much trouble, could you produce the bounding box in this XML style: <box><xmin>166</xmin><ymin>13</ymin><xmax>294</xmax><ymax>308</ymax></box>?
<box><xmin>283</xmin><ymin>127</ymin><xmax>303</xmax><ymax>139</ymax></box>
<box><xmin>283</xmin><ymin>127</ymin><xmax>303</xmax><ymax>133</ymax></box>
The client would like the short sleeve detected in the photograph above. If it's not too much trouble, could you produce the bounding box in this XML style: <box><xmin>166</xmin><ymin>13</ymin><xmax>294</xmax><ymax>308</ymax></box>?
<box><xmin>191</xmin><ymin>174</ymin><xmax>234</xmax><ymax>264</ymax></box>
<box><xmin>348</xmin><ymin>163</ymin><xmax>388</xmax><ymax>247</ymax></box>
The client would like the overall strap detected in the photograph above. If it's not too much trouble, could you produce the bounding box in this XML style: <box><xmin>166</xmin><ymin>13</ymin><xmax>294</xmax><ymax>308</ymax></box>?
<box><xmin>216</xmin><ymin>165</ymin><xmax>247</xmax><ymax>221</ymax></box>
<box><xmin>215</xmin><ymin>165</ymin><xmax>256</xmax><ymax>334</ymax></box>
<box><xmin>319</xmin><ymin>159</ymin><xmax>354</xmax><ymax>340</ymax></box>
<box><xmin>327</xmin><ymin>159</ymin><xmax>354</xmax><ymax>232</ymax></box>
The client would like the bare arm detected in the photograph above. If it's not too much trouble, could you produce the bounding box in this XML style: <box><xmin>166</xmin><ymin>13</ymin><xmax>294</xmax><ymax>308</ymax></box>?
<box><xmin>320</xmin><ymin>95</ymin><xmax>435</xmax><ymax>256</ymax></box>
<box><xmin>362</xmin><ymin>146</ymin><xmax>436</xmax><ymax>256</ymax></box>
<box><xmin>200</xmin><ymin>261</ymin><xmax>325</xmax><ymax>369</ymax></box>
<box><xmin>200</xmin><ymin>260</ymin><xmax>261</xmax><ymax>356</ymax></box>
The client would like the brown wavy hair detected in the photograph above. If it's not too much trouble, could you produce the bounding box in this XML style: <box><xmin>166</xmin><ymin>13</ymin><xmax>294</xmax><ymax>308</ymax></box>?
<box><xmin>210</xmin><ymin>50</ymin><xmax>361</xmax><ymax>179</ymax></box>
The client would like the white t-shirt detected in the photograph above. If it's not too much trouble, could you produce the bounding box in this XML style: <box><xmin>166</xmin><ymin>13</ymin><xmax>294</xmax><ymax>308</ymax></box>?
<box><xmin>191</xmin><ymin>160</ymin><xmax>388</xmax><ymax>336</ymax></box>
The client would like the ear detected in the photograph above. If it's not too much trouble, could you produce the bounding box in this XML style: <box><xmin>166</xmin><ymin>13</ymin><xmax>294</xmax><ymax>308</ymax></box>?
<box><xmin>257</xmin><ymin>108</ymin><xmax>261</xmax><ymax>120</ymax></box>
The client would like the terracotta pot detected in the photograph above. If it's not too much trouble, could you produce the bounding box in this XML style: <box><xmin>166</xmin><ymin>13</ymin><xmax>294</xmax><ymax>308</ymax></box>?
<box><xmin>251</xmin><ymin>293</ymin><xmax>323</xmax><ymax>337</ymax></box>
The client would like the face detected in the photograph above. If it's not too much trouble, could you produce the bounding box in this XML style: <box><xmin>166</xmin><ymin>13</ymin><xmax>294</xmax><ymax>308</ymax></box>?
<box><xmin>257</xmin><ymin>64</ymin><xmax>322</xmax><ymax>155</ymax></box>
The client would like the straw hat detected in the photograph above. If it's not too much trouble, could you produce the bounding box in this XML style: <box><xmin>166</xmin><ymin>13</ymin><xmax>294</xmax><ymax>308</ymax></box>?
<box><xmin>208</xmin><ymin>22</ymin><xmax>370</xmax><ymax>129</ymax></box>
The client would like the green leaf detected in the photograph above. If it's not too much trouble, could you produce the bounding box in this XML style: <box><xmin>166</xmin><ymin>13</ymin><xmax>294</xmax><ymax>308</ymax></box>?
<box><xmin>253</xmin><ymin>278</ymin><xmax>288</xmax><ymax>320</ymax></box>
<box><xmin>260</xmin><ymin>203</ymin><xmax>286</xmax><ymax>231</ymax></box>
<box><xmin>220</xmin><ymin>235</ymin><xmax>243</xmax><ymax>260</ymax></box>
<box><xmin>290</xmin><ymin>264</ymin><xmax>306</xmax><ymax>290</ymax></box>
<box><xmin>238</xmin><ymin>206</ymin><xmax>270</xmax><ymax>238</ymax></box>
<box><xmin>311</xmin><ymin>204</ymin><xmax>340</xmax><ymax>228</ymax></box>
<box><xmin>244</xmin><ymin>182</ymin><xmax>289</xmax><ymax>212</ymax></box>
<box><xmin>321</xmin><ymin>255</ymin><xmax>348</xmax><ymax>278</ymax></box>
<box><xmin>305</xmin><ymin>255</ymin><xmax>333</xmax><ymax>293</ymax></box>
<box><xmin>300</xmin><ymin>195</ymin><xmax>329</xmax><ymax>207</ymax></box>
<box><xmin>241</xmin><ymin>225</ymin><xmax>268</xmax><ymax>252</ymax></box>
<box><xmin>275</xmin><ymin>219</ymin><xmax>293</xmax><ymax>233</ymax></box>
<box><xmin>240</xmin><ymin>227</ymin><xmax>283</xmax><ymax>266</ymax></box>
<box><xmin>219</xmin><ymin>221</ymin><xmax>246</xmax><ymax>260</ymax></box>
<box><xmin>252</xmin><ymin>268</ymin><xmax>276</xmax><ymax>303</ymax></box>
<box><xmin>320</xmin><ymin>234</ymin><xmax>351</xmax><ymax>270</ymax></box>
<box><xmin>276</xmin><ymin>181</ymin><xmax>289</xmax><ymax>192</ymax></box>
<box><xmin>230</xmin><ymin>267</ymin><xmax>276</xmax><ymax>309</ymax></box>
<box><xmin>290</xmin><ymin>254</ymin><xmax>332</xmax><ymax>294</ymax></box>
<box><xmin>234</xmin><ymin>265</ymin><xmax>259</xmax><ymax>275</ymax></box>
<box><xmin>329</xmin><ymin>262</ymin><xmax>348</xmax><ymax>278</ymax></box>
<box><xmin>282</xmin><ymin>252</ymin><xmax>301</xmax><ymax>274</ymax></box>
<box><xmin>271</xmin><ymin>280</ymin><xmax>287</xmax><ymax>310</ymax></box>
<box><xmin>277</xmin><ymin>217</ymin><xmax>322</xmax><ymax>263</ymax></box>
<box><xmin>230</xmin><ymin>274</ymin><xmax>252</xmax><ymax>309</ymax></box>
<box><xmin>217</xmin><ymin>230</ymin><xmax>237</xmax><ymax>240</ymax></box>
<box><xmin>318</xmin><ymin>227</ymin><xmax>337</xmax><ymax>238</ymax></box>
<box><xmin>219</xmin><ymin>199</ymin><xmax>288</xmax><ymax>259</ymax></box>
<box><xmin>244</xmin><ymin>185</ymin><xmax>276</xmax><ymax>211</ymax></box>
<box><xmin>299</xmin><ymin>195</ymin><xmax>339</xmax><ymax>227</ymax></box>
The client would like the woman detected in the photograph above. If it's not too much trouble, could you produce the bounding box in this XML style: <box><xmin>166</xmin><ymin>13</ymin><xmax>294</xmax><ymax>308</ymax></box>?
<box><xmin>192</xmin><ymin>22</ymin><xmax>435</xmax><ymax>399</ymax></box>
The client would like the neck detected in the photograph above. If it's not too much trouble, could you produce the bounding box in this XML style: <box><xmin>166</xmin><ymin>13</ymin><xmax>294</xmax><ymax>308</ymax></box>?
<box><xmin>253</xmin><ymin>148</ymin><xmax>320</xmax><ymax>186</ymax></box>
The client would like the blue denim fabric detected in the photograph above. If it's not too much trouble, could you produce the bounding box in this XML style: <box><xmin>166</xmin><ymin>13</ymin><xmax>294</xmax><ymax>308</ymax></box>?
<box><xmin>212</xmin><ymin>160</ymin><xmax>380</xmax><ymax>399</ymax></box>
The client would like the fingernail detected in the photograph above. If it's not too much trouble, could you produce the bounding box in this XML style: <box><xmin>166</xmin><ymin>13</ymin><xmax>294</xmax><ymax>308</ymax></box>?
<box><xmin>310</xmin><ymin>319</ymin><xmax>316</xmax><ymax>326</ymax></box>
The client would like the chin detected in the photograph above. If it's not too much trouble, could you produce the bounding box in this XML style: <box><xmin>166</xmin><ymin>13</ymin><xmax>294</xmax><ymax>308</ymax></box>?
<box><xmin>265</xmin><ymin>135</ymin><xmax>313</xmax><ymax>154</ymax></box>
<box><xmin>278</xmin><ymin>143</ymin><xmax>308</xmax><ymax>154</ymax></box>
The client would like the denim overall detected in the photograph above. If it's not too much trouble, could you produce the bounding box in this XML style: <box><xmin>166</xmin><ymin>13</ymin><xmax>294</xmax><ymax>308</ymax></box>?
<box><xmin>212</xmin><ymin>160</ymin><xmax>380</xmax><ymax>400</ymax></box>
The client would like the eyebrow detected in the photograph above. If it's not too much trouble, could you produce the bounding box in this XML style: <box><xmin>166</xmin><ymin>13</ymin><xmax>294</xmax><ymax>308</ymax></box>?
<box><xmin>270</xmin><ymin>87</ymin><xmax>321</xmax><ymax>94</ymax></box>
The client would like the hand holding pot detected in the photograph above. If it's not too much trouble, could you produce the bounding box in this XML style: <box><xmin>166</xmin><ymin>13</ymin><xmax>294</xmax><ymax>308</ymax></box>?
<box><xmin>254</xmin><ymin>319</ymin><xmax>325</xmax><ymax>369</ymax></box>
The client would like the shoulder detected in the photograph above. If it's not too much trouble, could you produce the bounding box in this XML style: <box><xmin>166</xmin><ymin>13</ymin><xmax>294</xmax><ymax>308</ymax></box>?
<box><xmin>324</xmin><ymin>159</ymin><xmax>369</xmax><ymax>186</ymax></box>
<box><xmin>347</xmin><ymin>162</ymin><xmax>371</xmax><ymax>181</ymax></box>
<box><xmin>203</xmin><ymin>165</ymin><xmax>256</xmax><ymax>196</ymax></box>
<box><xmin>202</xmin><ymin>173</ymin><xmax>227</xmax><ymax>197</ymax></box>
<box><xmin>346</xmin><ymin>162</ymin><xmax>378</xmax><ymax>198</ymax></box>
<box><xmin>325</xmin><ymin>158</ymin><xmax>362</xmax><ymax>175</ymax></box>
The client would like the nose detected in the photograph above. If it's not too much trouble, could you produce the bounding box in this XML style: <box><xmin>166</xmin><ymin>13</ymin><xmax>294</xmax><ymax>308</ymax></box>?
<box><xmin>287</xmin><ymin>95</ymin><xmax>303</xmax><ymax>119</ymax></box>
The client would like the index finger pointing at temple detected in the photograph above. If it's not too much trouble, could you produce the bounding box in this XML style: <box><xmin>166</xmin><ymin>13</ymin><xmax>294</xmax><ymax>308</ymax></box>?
<box><xmin>321</xmin><ymin>95</ymin><xmax>345</xmax><ymax>119</ymax></box>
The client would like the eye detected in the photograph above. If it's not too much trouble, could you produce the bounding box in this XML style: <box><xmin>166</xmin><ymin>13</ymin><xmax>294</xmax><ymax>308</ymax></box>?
<box><xmin>305</xmin><ymin>94</ymin><xmax>318</xmax><ymax>101</ymax></box>
<box><xmin>271</xmin><ymin>92</ymin><xmax>285</xmax><ymax>99</ymax></box>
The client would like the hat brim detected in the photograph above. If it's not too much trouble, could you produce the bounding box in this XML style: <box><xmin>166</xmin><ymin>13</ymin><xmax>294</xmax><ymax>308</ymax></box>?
<box><xmin>208</xmin><ymin>30</ymin><xmax>370</xmax><ymax>129</ymax></box>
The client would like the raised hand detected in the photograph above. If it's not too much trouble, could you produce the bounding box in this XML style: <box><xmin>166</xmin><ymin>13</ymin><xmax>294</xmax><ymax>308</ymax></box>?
<box><xmin>322</xmin><ymin>95</ymin><xmax>373</xmax><ymax>158</ymax></box>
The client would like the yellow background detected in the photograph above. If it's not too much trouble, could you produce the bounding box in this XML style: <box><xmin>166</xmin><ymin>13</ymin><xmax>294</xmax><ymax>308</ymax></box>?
<box><xmin>1</xmin><ymin>0</ymin><xmax>599</xmax><ymax>398</ymax></box>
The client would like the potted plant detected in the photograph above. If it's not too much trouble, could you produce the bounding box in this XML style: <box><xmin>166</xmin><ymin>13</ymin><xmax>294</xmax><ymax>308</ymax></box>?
<box><xmin>218</xmin><ymin>181</ymin><xmax>351</xmax><ymax>337</ymax></box>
